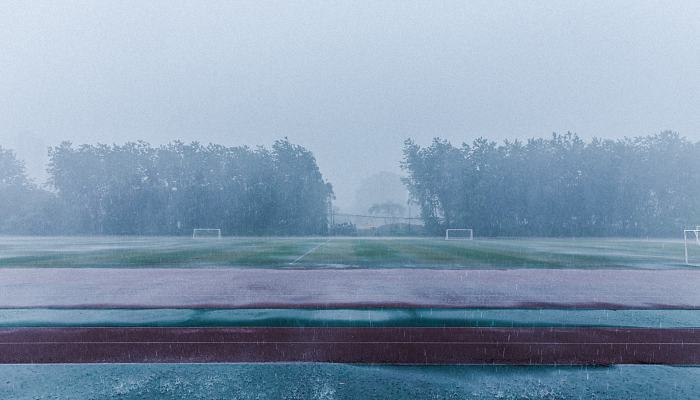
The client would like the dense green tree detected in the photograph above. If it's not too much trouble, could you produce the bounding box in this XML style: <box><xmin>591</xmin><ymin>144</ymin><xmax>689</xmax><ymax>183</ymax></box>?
<box><xmin>368</xmin><ymin>201</ymin><xmax>406</xmax><ymax>218</ymax></box>
<box><xmin>46</xmin><ymin>139</ymin><xmax>333</xmax><ymax>235</ymax></box>
<box><xmin>3</xmin><ymin>132</ymin><xmax>699</xmax><ymax>237</ymax></box>
<box><xmin>403</xmin><ymin>132</ymin><xmax>700</xmax><ymax>237</ymax></box>
<box><xmin>0</xmin><ymin>146</ymin><xmax>28</xmax><ymax>186</ymax></box>
<box><xmin>0</xmin><ymin>146</ymin><xmax>56</xmax><ymax>234</ymax></box>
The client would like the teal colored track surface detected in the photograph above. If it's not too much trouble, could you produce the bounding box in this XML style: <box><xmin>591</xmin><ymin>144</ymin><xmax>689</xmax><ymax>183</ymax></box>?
<box><xmin>2</xmin><ymin>308</ymin><xmax>700</xmax><ymax>328</ymax></box>
<box><xmin>2</xmin><ymin>364</ymin><xmax>700</xmax><ymax>399</ymax></box>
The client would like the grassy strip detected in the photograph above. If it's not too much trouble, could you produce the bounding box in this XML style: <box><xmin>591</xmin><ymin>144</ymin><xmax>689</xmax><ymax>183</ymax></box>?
<box><xmin>0</xmin><ymin>237</ymin><xmax>693</xmax><ymax>269</ymax></box>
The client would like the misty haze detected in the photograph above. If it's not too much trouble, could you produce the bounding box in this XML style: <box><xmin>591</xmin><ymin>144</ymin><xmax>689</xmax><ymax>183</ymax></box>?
<box><xmin>1</xmin><ymin>1</ymin><xmax>700</xmax><ymax>399</ymax></box>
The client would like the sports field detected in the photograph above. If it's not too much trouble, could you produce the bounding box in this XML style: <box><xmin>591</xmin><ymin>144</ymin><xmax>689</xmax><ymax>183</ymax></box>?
<box><xmin>0</xmin><ymin>235</ymin><xmax>694</xmax><ymax>269</ymax></box>
<box><xmin>1</xmin><ymin>235</ymin><xmax>699</xmax><ymax>398</ymax></box>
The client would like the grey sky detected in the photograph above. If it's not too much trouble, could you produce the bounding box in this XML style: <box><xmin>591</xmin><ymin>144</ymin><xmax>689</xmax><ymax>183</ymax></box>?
<box><xmin>1</xmin><ymin>1</ymin><xmax>699</xmax><ymax>209</ymax></box>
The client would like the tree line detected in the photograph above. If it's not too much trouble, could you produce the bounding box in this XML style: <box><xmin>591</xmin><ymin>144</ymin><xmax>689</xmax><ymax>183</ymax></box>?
<box><xmin>402</xmin><ymin>131</ymin><xmax>700</xmax><ymax>237</ymax></box>
<box><xmin>2</xmin><ymin>131</ymin><xmax>699</xmax><ymax>237</ymax></box>
<box><xmin>0</xmin><ymin>139</ymin><xmax>333</xmax><ymax>235</ymax></box>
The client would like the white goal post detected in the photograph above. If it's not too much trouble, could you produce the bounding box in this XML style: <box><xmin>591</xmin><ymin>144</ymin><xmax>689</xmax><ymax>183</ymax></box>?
<box><xmin>445</xmin><ymin>228</ymin><xmax>473</xmax><ymax>240</ymax></box>
<box><xmin>192</xmin><ymin>228</ymin><xmax>222</xmax><ymax>239</ymax></box>
<box><xmin>684</xmin><ymin>229</ymin><xmax>700</xmax><ymax>264</ymax></box>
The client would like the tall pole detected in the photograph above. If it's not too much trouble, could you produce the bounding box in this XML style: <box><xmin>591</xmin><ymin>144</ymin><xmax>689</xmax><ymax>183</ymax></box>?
<box><xmin>685</xmin><ymin>230</ymin><xmax>689</xmax><ymax>265</ymax></box>
<box><xmin>407</xmin><ymin>200</ymin><xmax>411</xmax><ymax>235</ymax></box>
<box><xmin>328</xmin><ymin>197</ymin><xmax>333</xmax><ymax>237</ymax></box>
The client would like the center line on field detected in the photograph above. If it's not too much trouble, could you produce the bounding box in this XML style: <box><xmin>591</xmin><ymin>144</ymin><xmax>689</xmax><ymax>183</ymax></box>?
<box><xmin>289</xmin><ymin>239</ymin><xmax>330</xmax><ymax>265</ymax></box>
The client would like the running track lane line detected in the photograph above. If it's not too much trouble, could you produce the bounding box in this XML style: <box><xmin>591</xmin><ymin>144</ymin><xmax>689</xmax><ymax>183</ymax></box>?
<box><xmin>288</xmin><ymin>239</ymin><xmax>331</xmax><ymax>265</ymax></box>
<box><xmin>1</xmin><ymin>327</ymin><xmax>699</xmax><ymax>365</ymax></box>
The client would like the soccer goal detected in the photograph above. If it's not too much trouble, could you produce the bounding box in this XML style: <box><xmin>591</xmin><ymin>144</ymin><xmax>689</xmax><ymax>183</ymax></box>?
<box><xmin>192</xmin><ymin>228</ymin><xmax>222</xmax><ymax>239</ymax></box>
<box><xmin>445</xmin><ymin>228</ymin><xmax>473</xmax><ymax>241</ymax></box>
<box><xmin>684</xmin><ymin>229</ymin><xmax>700</xmax><ymax>264</ymax></box>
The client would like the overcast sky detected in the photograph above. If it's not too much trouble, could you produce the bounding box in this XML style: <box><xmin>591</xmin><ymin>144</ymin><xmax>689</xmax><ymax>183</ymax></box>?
<box><xmin>1</xmin><ymin>1</ymin><xmax>699</xmax><ymax>208</ymax></box>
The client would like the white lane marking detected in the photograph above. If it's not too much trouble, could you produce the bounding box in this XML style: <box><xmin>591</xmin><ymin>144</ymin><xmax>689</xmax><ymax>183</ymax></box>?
<box><xmin>289</xmin><ymin>239</ymin><xmax>331</xmax><ymax>265</ymax></box>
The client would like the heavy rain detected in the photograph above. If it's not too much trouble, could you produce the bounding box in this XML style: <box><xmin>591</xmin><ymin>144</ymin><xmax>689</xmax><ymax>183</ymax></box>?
<box><xmin>1</xmin><ymin>1</ymin><xmax>700</xmax><ymax>399</ymax></box>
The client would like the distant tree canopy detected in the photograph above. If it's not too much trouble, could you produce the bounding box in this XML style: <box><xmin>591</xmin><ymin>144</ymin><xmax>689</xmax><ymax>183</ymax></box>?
<box><xmin>0</xmin><ymin>146</ymin><xmax>28</xmax><ymax>186</ymax></box>
<box><xmin>3</xmin><ymin>132</ymin><xmax>700</xmax><ymax>237</ymax></box>
<box><xmin>353</xmin><ymin>171</ymin><xmax>409</xmax><ymax>216</ymax></box>
<box><xmin>40</xmin><ymin>139</ymin><xmax>333</xmax><ymax>235</ymax></box>
<box><xmin>368</xmin><ymin>201</ymin><xmax>406</xmax><ymax>218</ymax></box>
<box><xmin>402</xmin><ymin>132</ymin><xmax>700</xmax><ymax>237</ymax></box>
<box><xmin>0</xmin><ymin>146</ymin><xmax>56</xmax><ymax>234</ymax></box>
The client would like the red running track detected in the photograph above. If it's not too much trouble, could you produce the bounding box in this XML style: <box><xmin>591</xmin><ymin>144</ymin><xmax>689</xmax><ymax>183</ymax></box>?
<box><xmin>3</xmin><ymin>268</ymin><xmax>699</xmax><ymax>364</ymax></box>
<box><xmin>1</xmin><ymin>327</ymin><xmax>699</xmax><ymax>365</ymax></box>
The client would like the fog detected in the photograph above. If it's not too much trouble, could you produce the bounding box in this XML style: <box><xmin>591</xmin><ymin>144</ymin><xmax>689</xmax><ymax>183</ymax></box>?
<box><xmin>4</xmin><ymin>3</ymin><xmax>700</xmax><ymax>392</ymax></box>
<box><xmin>2</xmin><ymin>1</ymin><xmax>699</xmax><ymax>209</ymax></box>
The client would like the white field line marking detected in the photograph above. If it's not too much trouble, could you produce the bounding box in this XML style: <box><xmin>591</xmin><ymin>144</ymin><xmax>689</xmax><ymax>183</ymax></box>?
<box><xmin>289</xmin><ymin>239</ymin><xmax>331</xmax><ymax>265</ymax></box>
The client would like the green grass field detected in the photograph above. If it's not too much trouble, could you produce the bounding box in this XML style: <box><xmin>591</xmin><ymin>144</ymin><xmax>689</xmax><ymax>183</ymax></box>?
<box><xmin>0</xmin><ymin>235</ymin><xmax>694</xmax><ymax>269</ymax></box>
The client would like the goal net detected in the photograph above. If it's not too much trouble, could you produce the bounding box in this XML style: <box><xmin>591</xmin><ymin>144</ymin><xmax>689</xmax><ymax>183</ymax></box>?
<box><xmin>445</xmin><ymin>228</ymin><xmax>473</xmax><ymax>240</ymax></box>
<box><xmin>192</xmin><ymin>229</ymin><xmax>222</xmax><ymax>239</ymax></box>
<box><xmin>683</xmin><ymin>228</ymin><xmax>700</xmax><ymax>264</ymax></box>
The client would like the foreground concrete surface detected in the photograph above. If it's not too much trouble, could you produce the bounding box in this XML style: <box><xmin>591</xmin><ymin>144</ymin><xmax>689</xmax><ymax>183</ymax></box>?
<box><xmin>2</xmin><ymin>268</ymin><xmax>700</xmax><ymax>309</ymax></box>
<box><xmin>2</xmin><ymin>364</ymin><xmax>699</xmax><ymax>399</ymax></box>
